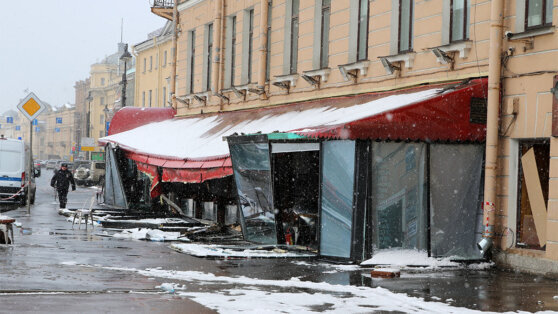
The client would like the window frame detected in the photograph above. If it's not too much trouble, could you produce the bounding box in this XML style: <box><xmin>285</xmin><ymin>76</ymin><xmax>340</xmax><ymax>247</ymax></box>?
<box><xmin>525</xmin><ymin>0</ymin><xmax>553</xmax><ymax>30</ymax></box>
<box><xmin>357</xmin><ymin>0</ymin><xmax>370</xmax><ymax>61</ymax></box>
<box><xmin>189</xmin><ymin>30</ymin><xmax>196</xmax><ymax>94</ymax></box>
<box><xmin>248</xmin><ymin>9</ymin><xmax>255</xmax><ymax>83</ymax></box>
<box><xmin>231</xmin><ymin>16</ymin><xmax>237</xmax><ymax>87</ymax></box>
<box><xmin>398</xmin><ymin>0</ymin><xmax>414</xmax><ymax>53</ymax></box>
<box><xmin>289</xmin><ymin>0</ymin><xmax>300</xmax><ymax>74</ymax></box>
<box><xmin>266</xmin><ymin>0</ymin><xmax>273</xmax><ymax>81</ymax></box>
<box><xmin>206</xmin><ymin>23</ymin><xmax>214</xmax><ymax>92</ymax></box>
<box><xmin>450</xmin><ymin>0</ymin><xmax>469</xmax><ymax>42</ymax></box>
<box><xmin>320</xmin><ymin>0</ymin><xmax>331</xmax><ymax>68</ymax></box>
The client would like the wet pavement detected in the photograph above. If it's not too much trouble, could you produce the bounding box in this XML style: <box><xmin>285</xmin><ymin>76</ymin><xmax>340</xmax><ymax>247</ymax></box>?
<box><xmin>1</xmin><ymin>173</ymin><xmax>558</xmax><ymax>313</ymax></box>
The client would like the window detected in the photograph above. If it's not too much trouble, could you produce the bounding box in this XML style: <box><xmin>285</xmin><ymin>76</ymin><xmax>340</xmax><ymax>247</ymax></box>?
<box><xmin>100</xmin><ymin>97</ymin><xmax>105</xmax><ymax>106</ymax></box>
<box><xmin>451</xmin><ymin>0</ymin><xmax>469</xmax><ymax>42</ymax></box>
<box><xmin>148</xmin><ymin>90</ymin><xmax>152</xmax><ymax>107</ymax></box>
<box><xmin>143</xmin><ymin>58</ymin><xmax>146</xmax><ymax>73</ymax></box>
<box><xmin>290</xmin><ymin>0</ymin><xmax>300</xmax><ymax>73</ymax></box>
<box><xmin>526</xmin><ymin>0</ymin><xmax>553</xmax><ymax>29</ymax></box>
<box><xmin>231</xmin><ymin>16</ymin><xmax>237</xmax><ymax>86</ymax></box>
<box><xmin>357</xmin><ymin>0</ymin><xmax>369</xmax><ymax>60</ymax></box>
<box><xmin>99</xmin><ymin>131</ymin><xmax>103</xmax><ymax>138</ymax></box>
<box><xmin>100</xmin><ymin>78</ymin><xmax>105</xmax><ymax>86</ymax></box>
<box><xmin>163</xmin><ymin>87</ymin><xmax>167</xmax><ymax>106</ymax></box>
<box><xmin>100</xmin><ymin>114</ymin><xmax>104</xmax><ymax>125</ymax></box>
<box><xmin>142</xmin><ymin>91</ymin><xmax>145</xmax><ymax>107</ymax></box>
<box><xmin>247</xmin><ymin>9</ymin><xmax>255</xmax><ymax>83</ymax></box>
<box><xmin>399</xmin><ymin>0</ymin><xmax>413</xmax><ymax>53</ymax></box>
<box><xmin>155</xmin><ymin>53</ymin><xmax>159</xmax><ymax>69</ymax></box>
<box><xmin>320</xmin><ymin>0</ymin><xmax>331</xmax><ymax>68</ymax></box>
<box><xmin>164</xmin><ymin>50</ymin><xmax>168</xmax><ymax>66</ymax></box>
<box><xmin>229</xmin><ymin>16</ymin><xmax>236</xmax><ymax>87</ymax></box>
<box><xmin>517</xmin><ymin>140</ymin><xmax>549</xmax><ymax>250</ymax></box>
<box><xmin>242</xmin><ymin>9</ymin><xmax>255</xmax><ymax>84</ymax></box>
<box><xmin>149</xmin><ymin>56</ymin><xmax>153</xmax><ymax>71</ymax></box>
<box><xmin>205</xmin><ymin>23</ymin><xmax>213</xmax><ymax>92</ymax></box>
<box><xmin>266</xmin><ymin>1</ymin><xmax>272</xmax><ymax>81</ymax></box>
<box><xmin>187</xmin><ymin>30</ymin><xmax>196</xmax><ymax>94</ymax></box>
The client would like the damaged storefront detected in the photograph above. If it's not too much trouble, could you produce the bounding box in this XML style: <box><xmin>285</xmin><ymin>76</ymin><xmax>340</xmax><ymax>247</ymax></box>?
<box><xmin>226</xmin><ymin>78</ymin><xmax>489</xmax><ymax>262</ymax></box>
<box><xmin>101</xmin><ymin>78</ymin><xmax>488</xmax><ymax>262</ymax></box>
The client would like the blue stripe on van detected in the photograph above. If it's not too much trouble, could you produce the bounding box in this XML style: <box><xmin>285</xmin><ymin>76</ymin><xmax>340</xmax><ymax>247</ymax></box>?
<box><xmin>0</xmin><ymin>177</ymin><xmax>22</xmax><ymax>182</ymax></box>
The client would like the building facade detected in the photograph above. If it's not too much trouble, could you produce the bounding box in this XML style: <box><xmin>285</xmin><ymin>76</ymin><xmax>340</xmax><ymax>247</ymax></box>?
<box><xmin>133</xmin><ymin>22</ymin><xmax>174</xmax><ymax>108</ymax></box>
<box><xmin>126</xmin><ymin>0</ymin><xmax>558</xmax><ymax>272</ymax></box>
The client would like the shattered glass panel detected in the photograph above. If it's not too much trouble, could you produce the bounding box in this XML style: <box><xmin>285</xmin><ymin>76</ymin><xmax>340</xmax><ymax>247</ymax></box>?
<box><xmin>430</xmin><ymin>144</ymin><xmax>484</xmax><ymax>259</ymax></box>
<box><xmin>230</xmin><ymin>143</ymin><xmax>277</xmax><ymax>244</ymax></box>
<box><xmin>320</xmin><ymin>140</ymin><xmax>355</xmax><ymax>258</ymax></box>
<box><xmin>372</xmin><ymin>142</ymin><xmax>427</xmax><ymax>253</ymax></box>
<box><xmin>103</xmin><ymin>145</ymin><xmax>127</xmax><ymax>208</ymax></box>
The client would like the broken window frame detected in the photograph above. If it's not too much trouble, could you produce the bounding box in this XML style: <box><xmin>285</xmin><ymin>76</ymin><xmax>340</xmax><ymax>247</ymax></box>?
<box><xmin>516</xmin><ymin>139</ymin><xmax>549</xmax><ymax>250</ymax></box>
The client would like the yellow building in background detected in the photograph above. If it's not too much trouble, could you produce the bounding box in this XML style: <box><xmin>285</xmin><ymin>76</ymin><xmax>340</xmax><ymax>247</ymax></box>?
<box><xmin>133</xmin><ymin>21</ymin><xmax>174</xmax><ymax>108</ymax></box>
<box><xmin>87</xmin><ymin>43</ymin><xmax>135</xmax><ymax>155</ymax></box>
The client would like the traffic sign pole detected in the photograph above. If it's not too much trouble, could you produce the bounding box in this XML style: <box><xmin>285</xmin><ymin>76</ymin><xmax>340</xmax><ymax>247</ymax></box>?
<box><xmin>17</xmin><ymin>92</ymin><xmax>46</xmax><ymax>216</ymax></box>
<box><xmin>27</xmin><ymin>120</ymin><xmax>32</xmax><ymax>215</ymax></box>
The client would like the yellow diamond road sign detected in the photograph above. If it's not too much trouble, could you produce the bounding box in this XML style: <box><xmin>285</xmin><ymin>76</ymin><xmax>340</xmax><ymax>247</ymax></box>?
<box><xmin>17</xmin><ymin>92</ymin><xmax>46</xmax><ymax>121</ymax></box>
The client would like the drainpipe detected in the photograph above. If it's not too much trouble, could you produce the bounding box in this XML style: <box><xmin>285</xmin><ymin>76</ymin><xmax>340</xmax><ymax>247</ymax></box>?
<box><xmin>170</xmin><ymin>0</ymin><xmax>179</xmax><ymax>110</ymax></box>
<box><xmin>258</xmin><ymin>0</ymin><xmax>269</xmax><ymax>99</ymax></box>
<box><xmin>212</xmin><ymin>0</ymin><xmax>224</xmax><ymax>97</ymax></box>
<box><xmin>478</xmin><ymin>0</ymin><xmax>504</xmax><ymax>256</ymax></box>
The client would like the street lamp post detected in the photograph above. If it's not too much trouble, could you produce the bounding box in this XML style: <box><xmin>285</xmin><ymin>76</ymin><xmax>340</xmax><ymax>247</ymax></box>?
<box><xmin>103</xmin><ymin>105</ymin><xmax>109</xmax><ymax>137</ymax></box>
<box><xmin>85</xmin><ymin>91</ymin><xmax>93</xmax><ymax>160</ymax></box>
<box><xmin>120</xmin><ymin>44</ymin><xmax>132</xmax><ymax>107</ymax></box>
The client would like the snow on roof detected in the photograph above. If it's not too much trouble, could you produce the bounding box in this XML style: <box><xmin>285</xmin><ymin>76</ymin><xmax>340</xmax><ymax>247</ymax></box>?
<box><xmin>101</xmin><ymin>88</ymin><xmax>441</xmax><ymax>161</ymax></box>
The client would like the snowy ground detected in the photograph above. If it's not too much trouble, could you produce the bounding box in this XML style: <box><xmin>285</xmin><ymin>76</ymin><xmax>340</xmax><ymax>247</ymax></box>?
<box><xmin>60</xmin><ymin>262</ymin><xmax>545</xmax><ymax>314</ymax></box>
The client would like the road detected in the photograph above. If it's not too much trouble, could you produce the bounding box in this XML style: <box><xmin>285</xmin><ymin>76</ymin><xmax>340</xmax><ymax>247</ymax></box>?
<box><xmin>1</xmin><ymin>171</ymin><xmax>558</xmax><ymax>313</ymax></box>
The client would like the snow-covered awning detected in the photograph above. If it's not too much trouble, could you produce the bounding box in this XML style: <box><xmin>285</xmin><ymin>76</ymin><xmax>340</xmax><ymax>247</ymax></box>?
<box><xmin>99</xmin><ymin>78</ymin><xmax>486</xmax><ymax>183</ymax></box>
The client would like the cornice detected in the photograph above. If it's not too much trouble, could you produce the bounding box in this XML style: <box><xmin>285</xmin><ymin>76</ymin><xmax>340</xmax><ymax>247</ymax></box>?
<box><xmin>178</xmin><ymin>0</ymin><xmax>204</xmax><ymax>12</ymax></box>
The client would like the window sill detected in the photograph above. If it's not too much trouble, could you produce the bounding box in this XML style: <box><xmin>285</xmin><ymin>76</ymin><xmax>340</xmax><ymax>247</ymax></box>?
<box><xmin>338</xmin><ymin>61</ymin><xmax>369</xmax><ymax>81</ymax></box>
<box><xmin>382</xmin><ymin>52</ymin><xmax>415</xmax><ymax>69</ymax></box>
<box><xmin>508</xmin><ymin>26</ymin><xmax>555</xmax><ymax>40</ymax></box>
<box><xmin>432</xmin><ymin>41</ymin><xmax>472</xmax><ymax>61</ymax></box>
<box><xmin>303</xmin><ymin>68</ymin><xmax>331</xmax><ymax>83</ymax></box>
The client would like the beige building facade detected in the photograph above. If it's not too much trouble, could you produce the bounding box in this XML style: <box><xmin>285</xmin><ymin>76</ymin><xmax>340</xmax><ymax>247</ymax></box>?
<box><xmin>134</xmin><ymin>22</ymin><xmax>174</xmax><ymax>108</ymax></box>
<box><xmin>148</xmin><ymin>0</ymin><xmax>558</xmax><ymax>273</ymax></box>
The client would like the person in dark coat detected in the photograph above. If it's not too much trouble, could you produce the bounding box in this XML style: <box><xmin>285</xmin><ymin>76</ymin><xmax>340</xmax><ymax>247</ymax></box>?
<box><xmin>51</xmin><ymin>163</ymin><xmax>76</xmax><ymax>209</ymax></box>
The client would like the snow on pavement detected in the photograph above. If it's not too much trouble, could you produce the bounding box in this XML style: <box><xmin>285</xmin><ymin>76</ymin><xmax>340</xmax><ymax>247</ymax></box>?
<box><xmin>170</xmin><ymin>243</ymin><xmax>315</xmax><ymax>258</ymax></box>
<box><xmin>60</xmin><ymin>262</ymin><xmax>522</xmax><ymax>314</ymax></box>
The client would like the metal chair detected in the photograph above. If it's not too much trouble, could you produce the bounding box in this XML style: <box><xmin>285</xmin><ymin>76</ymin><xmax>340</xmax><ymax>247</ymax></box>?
<box><xmin>0</xmin><ymin>216</ymin><xmax>15</xmax><ymax>244</ymax></box>
<box><xmin>72</xmin><ymin>196</ymin><xmax>96</xmax><ymax>230</ymax></box>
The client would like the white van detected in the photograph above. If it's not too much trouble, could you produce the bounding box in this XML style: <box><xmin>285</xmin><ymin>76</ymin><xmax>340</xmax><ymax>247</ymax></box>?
<box><xmin>0</xmin><ymin>137</ymin><xmax>37</xmax><ymax>205</ymax></box>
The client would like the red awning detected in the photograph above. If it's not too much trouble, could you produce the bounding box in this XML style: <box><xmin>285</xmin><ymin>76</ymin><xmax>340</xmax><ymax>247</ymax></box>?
<box><xmin>125</xmin><ymin>151</ymin><xmax>232</xmax><ymax>184</ymax></box>
<box><xmin>162</xmin><ymin>167</ymin><xmax>233</xmax><ymax>183</ymax></box>
<box><xmin>295</xmin><ymin>78</ymin><xmax>487</xmax><ymax>141</ymax></box>
<box><xmin>108</xmin><ymin>107</ymin><xmax>176</xmax><ymax>136</ymax></box>
<box><xmin>104</xmin><ymin>78</ymin><xmax>487</xmax><ymax>185</ymax></box>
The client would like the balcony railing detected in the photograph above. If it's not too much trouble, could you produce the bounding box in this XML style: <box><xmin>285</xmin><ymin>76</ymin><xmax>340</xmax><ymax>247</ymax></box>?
<box><xmin>151</xmin><ymin>0</ymin><xmax>174</xmax><ymax>20</ymax></box>
<box><xmin>152</xmin><ymin>0</ymin><xmax>174</xmax><ymax>8</ymax></box>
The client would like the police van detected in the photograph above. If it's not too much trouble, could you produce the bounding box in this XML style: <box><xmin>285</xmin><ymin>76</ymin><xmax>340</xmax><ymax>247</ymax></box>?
<box><xmin>0</xmin><ymin>136</ymin><xmax>37</xmax><ymax>205</ymax></box>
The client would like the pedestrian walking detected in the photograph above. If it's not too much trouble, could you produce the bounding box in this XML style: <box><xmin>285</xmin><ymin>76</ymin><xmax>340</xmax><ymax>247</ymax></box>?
<box><xmin>50</xmin><ymin>163</ymin><xmax>76</xmax><ymax>209</ymax></box>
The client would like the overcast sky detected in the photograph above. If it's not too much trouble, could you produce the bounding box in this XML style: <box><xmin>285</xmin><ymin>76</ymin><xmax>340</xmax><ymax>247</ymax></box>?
<box><xmin>0</xmin><ymin>1</ymin><xmax>165</xmax><ymax>114</ymax></box>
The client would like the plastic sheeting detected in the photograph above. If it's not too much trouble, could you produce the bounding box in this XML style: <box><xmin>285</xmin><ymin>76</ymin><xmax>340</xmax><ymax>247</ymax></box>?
<box><xmin>372</xmin><ymin>142</ymin><xmax>428</xmax><ymax>252</ymax></box>
<box><xmin>230</xmin><ymin>143</ymin><xmax>277</xmax><ymax>244</ymax></box>
<box><xmin>103</xmin><ymin>145</ymin><xmax>128</xmax><ymax>209</ymax></box>
<box><xmin>430</xmin><ymin>144</ymin><xmax>484</xmax><ymax>259</ymax></box>
<box><xmin>319</xmin><ymin>140</ymin><xmax>356</xmax><ymax>258</ymax></box>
